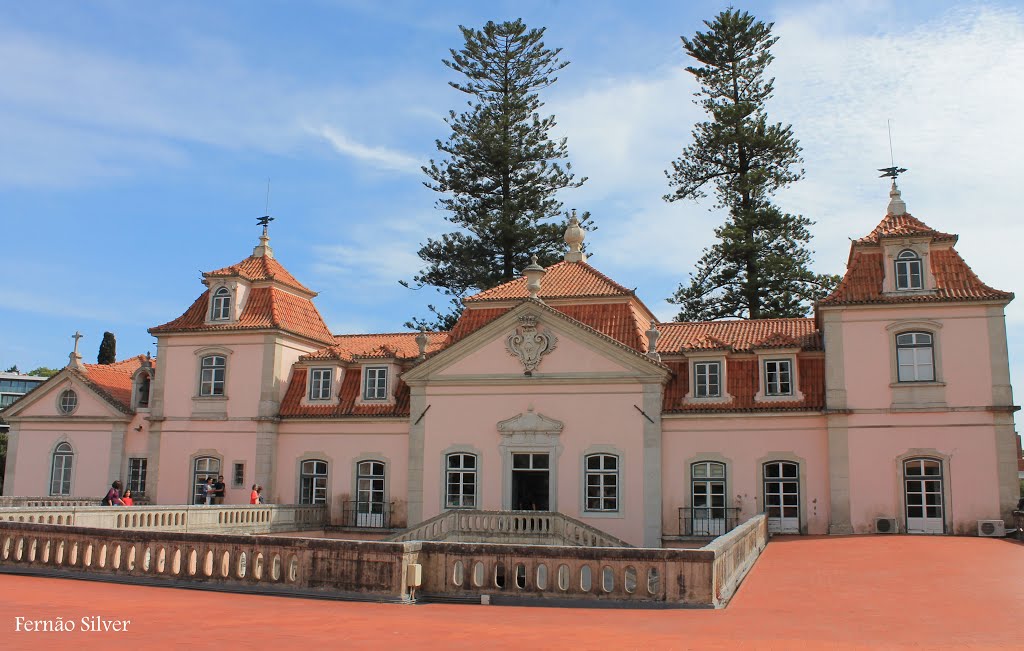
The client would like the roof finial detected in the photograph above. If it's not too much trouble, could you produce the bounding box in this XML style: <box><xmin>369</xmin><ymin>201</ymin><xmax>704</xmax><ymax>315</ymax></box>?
<box><xmin>645</xmin><ymin>320</ymin><xmax>661</xmax><ymax>362</ymax></box>
<box><xmin>522</xmin><ymin>254</ymin><xmax>546</xmax><ymax>300</ymax></box>
<box><xmin>254</xmin><ymin>215</ymin><xmax>275</xmax><ymax>258</ymax></box>
<box><xmin>879</xmin><ymin>165</ymin><xmax>908</xmax><ymax>217</ymax></box>
<box><xmin>564</xmin><ymin>209</ymin><xmax>587</xmax><ymax>263</ymax></box>
<box><xmin>67</xmin><ymin>331</ymin><xmax>84</xmax><ymax>369</ymax></box>
<box><xmin>415</xmin><ymin>326</ymin><xmax>429</xmax><ymax>361</ymax></box>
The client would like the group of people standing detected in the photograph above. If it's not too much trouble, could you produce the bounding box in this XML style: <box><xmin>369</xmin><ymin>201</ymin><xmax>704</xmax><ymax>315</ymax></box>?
<box><xmin>101</xmin><ymin>476</ymin><xmax>267</xmax><ymax>506</ymax></box>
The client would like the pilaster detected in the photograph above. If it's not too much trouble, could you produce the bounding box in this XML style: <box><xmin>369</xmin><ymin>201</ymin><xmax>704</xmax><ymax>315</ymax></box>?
<box><xmin>406</xmin><ymin>386</ymin><xmax>426</xmax><ymax>526</ymax></box>
<box><xmin>642</xmin><ymin>383</ymin><xmax>663</xmax><ymax>547</ymax></box>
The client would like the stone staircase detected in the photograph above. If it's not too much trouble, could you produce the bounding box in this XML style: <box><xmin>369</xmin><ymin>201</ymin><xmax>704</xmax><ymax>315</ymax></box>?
<box><xmin>387</xmin><ymin>510</ymin><xmax>631</xmax><ymax>547</ymax></box>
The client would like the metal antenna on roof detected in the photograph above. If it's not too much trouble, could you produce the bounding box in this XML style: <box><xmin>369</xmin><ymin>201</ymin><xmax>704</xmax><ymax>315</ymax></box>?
<box><xmin>878</xmin><ymin>120</ymin><xmax>907</xmax><ymax>180</ymax></box>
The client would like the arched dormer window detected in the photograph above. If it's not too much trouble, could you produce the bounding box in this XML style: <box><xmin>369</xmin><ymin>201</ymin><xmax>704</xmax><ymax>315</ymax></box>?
<box><xmin>211</xmin><ymin>287</ymin><xmax>232</xmax><ymax>321</ymax></box>
<box><xmin>894</xmin><ymin>249</ymin><xmax>923</xmax><ymax>290</ymax></box>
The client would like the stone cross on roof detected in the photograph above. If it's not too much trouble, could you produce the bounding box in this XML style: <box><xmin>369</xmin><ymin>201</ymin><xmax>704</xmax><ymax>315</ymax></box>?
<box><xmin>68</xmin><ymin>331</ymin><xmax>84</xmax><ymax>369</ymax></box>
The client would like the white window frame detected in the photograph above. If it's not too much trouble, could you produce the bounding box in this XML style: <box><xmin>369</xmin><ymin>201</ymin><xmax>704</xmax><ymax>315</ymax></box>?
<box><xmin>192</xmin><ymin>456</ymin><xmax>221</xmax><ymax>504</ymax></box>
<box><xmin>50</xmin><ymin>442</ymin><xmax>74</xmax><ymax>495</ymax></box>
<box><xmin>753</xmin><ymin>349</ymin><xmax>805</xmax><ymax>403</ymax></box>
<box><xmin>894</xmin><ymin>249</ymin><xmax>923</xmax><ymax>290</ymax></box>
<box><xmin>764</xmin><ymin>358</ymin><xmax>793</xmax><ymax>396</ymax></box>
<box><xmin>300</xmin><ymin>459</ymin><xmax>329</xmax><ymax>505</ymax></box>
<box><xmin>199</xmin><ymin>355</ymin><xmax>226</xmax><ymax>397</ymax></box>
<box><xmin>445</xmin><ymin>453</ymin><xmax>478</xmax><ymax>509</ymax></box>
<box><xmin>308</xmin><ymin>367</ymin><xmax>333</xmax><ymax>401</ymax></box>
<box><xmin>57</xmin><ymin>389</ymin><xmax>78</xmax><ymax>415</ymax></box>
<box><xmin>896</xmin><ymin>331</ymin><xmax>935</xmax><ymax>382</ymax></box>
<box><xmin>211</xmin><ymin>286</ymin><xmax>232</xmax><ymax>321</ymax></box>
<box><xmin>362</xmin><ymin>366</ymin><xmax>388</xmax><ymax>401</ymax></box>
<box><xmin>694</xmin><ymin>361</ymin><xmax>722</xmax><ymax>398</ymax></box>
<box><xmin>354</xmin><ymin>459</ymin><xmax>387</xmax><ymax>526</ymax></box>
<box><xmin>584</xmin><ymin>453</ymin><xmax>619</xmax><ymax>513</ymax></box>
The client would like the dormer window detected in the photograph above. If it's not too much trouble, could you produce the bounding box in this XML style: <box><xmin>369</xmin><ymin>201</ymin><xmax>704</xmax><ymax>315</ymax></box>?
<box><xmin>211</xmin><ymin>287</ymin><xmax>232</xmax><ymax>321</ymax></box>
<box><xmin>309</xmin><ymin>368</ymin><xmax>333</xmax><ymax>401</ymax></box>
<box><xmin>895</xmin><ymin>249</ymin><xmax>923</xmax><ymax>290</ymax></box>
<box><xmin>363</xmin><ymin>366</ymin><xmax>388</xmax><ymax>400</ymax></box>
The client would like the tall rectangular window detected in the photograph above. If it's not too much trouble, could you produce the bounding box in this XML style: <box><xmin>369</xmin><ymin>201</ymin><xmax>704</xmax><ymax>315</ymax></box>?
<box><xmin>309</xmin><ymin>368</ymin><xmax>333</xmax><ymax>400</ymax></box>
<box><xmin>128</xmin><ymin>458</ymin><xmax>147</xmax><ymax>494</ymax></box>
<box><xmin>694</xmin><ymin>361</ymin><xmax>721</xmax><ymax>398</ymax></box>
<box><xmin>199</xmin><ymin>355</ymin><xmax>226</xmax><ymax>396</ymax></box>
<box><xmin>584</xmin><ymin>454</ymin><xmax>619</xmax><ymax>512</ymax></box>
<box><xmin>232</xmin><ymin>462</ymin><xmax>245</xmax><ymax>488</ymax></box>
<box><xmin>300</xmin><ymin>460</ymin><xmax>328</xmax><ymax>505</ymax></box>
<box><xmin>896</xmin><ymin>332</ymin><xmax>935</xmax><ymax>382</ymax></box>
<box><xmin>446</xmin><ymin>453</ymin><xmax>477</xmax><ymax>508</ymax></box>
<box><xmin>363</xmin><ymin>367</ymin><xmax>388</xmax><ymax>400</ymax></box>
<box><xmin>764</xmin><ymin>359</ymin><xmax>792</xmax><ymax>396</ymax></box>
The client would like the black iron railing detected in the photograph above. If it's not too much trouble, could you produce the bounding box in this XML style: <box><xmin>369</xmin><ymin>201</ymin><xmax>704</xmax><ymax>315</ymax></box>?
<box><xmin>342</xmin><ymin>501</ymin><xmax>394</xmax><ymax>528</ymax></box>
<box><xmin>678</xmin><ymin>507</ymin><xmax>740</xmax><ymax>537</ymax></box>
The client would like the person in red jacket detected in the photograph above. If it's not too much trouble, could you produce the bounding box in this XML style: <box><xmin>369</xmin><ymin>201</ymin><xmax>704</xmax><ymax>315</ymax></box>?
<box><xmin>121</xmin><ymin>489</ymin><xmax>135</xmax><ymax>506</ymax></box>
<box><xmin>250</xmin><ymin>484</ymin><xmax>259</xmax><ymax>505</ymax></box>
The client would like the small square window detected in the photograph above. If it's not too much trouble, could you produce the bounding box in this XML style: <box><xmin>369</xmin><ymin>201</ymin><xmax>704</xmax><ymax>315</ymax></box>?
<box><xmin>363</xmin><ymin>367</ymin><xmax>388</xmax><ymax>400</ymax></box>
<box><xmin>694</xmin><ymin>361</ymin><xmax>721</xmax><ymax>398</ymax></box>
<box><xmin>309</xmin><ymin>368</ymin><xmax>333</xmax><ymax>400</ymax></box>
<box><xmin>764</xmin><ymin>359</ymin><xmax>792</xmax><ymax>396</ymax></box>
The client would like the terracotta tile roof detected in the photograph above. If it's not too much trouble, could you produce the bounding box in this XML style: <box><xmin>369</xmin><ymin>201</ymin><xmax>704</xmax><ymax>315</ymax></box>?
<box><xmin>205</xmin><ymin>254</ymin><xmax>315</xmax><ymax>295</ymax></box>
<box><xmin>79</xmin><ymin>355</ymin><xmax>155</xmax><ymax>414</ymax></box>
<box><xmin>150</xmin><ymin>287</ymin><xmax>335</xmax><ymax>344</ymax></box>
<box><xmin>663</xmin><ymin>357</ymin><xmax>825</xmax><ymax>413</ymax></box>
<box><xmin>449</xmin><ymin>302</ymin><xmax>650</xmax><ymax>352</ymax></box>
<box><xmin>820</xmin><ymin>249</ymin><xmax>1013</xmax><ymax>306</ymax></box>
<box><xmin>856</xmin><ymin>213</ymin><xmax>956</xmax><ymax>244</ymax></box>
<box><xmin>279</xmin><ymin>367</ymin><xmax>411</xmax><ymax>418</ymax></box>
<box><xmin>658</xmin><ymin>319</ymin><xmax>822</xmax><ymax>353</ymax></box>
<box><xmin>302</xmin><ymin>332</ymin><xmax>450</xmax><ymax>362</ymax></box>
<box><xmin>463</xmin><ymin>261</ymin><xmax>634</xmax><ymax>302</ymax></box>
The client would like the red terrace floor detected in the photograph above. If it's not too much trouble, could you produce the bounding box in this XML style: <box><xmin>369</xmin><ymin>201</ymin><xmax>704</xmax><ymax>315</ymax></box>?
<box><xmin>1</xmin><ymin>535</ymin><xmax>1022</xmax><ymax>650</ymax></box>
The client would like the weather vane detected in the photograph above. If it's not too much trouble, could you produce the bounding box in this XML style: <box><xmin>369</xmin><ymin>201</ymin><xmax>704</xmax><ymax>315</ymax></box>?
<box><xmin>878</xmin><ymin>119</ymin><xmax>907</xmax><ymax>180</ymax></box>
<box><xmin>257</xmin><ymin>214</ymin><xmax>274</xmax><ymax>236</ymax></box>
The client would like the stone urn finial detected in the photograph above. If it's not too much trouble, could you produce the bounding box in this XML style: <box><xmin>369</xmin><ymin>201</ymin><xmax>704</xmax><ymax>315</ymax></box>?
<box><xmin>887</xmin><ymin>181</ymin><xmax>907</xmax><ymax>216</ymax></box>
<box><xmin>564</xmin><ymin>209</ymin><xmax>587</xmax><ymax>263</ymax></box>
<box><xmin>645</xmin><ymin>320</ymin><xmax>661</xmax><ymax>362</ymax></box>
<box><xmin>522</xmin><ymin>254</ymin><xmax>546</xmax><ymax>300</ymax></box>
<box><xmin>415</xmin><ymin>326</ymin><xmax>429</xmax><ymax>360</ymax></box>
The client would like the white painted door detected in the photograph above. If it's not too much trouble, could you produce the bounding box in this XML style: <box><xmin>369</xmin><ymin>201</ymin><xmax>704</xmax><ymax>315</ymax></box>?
<box><xmin>764</xmin><ymin>461</ymin><xmax>800</xmax><ymax>534</ymax></box>
<box><xmin>356</xmin><ymin>461</ymin><xmax>386</xmax><ymax>527</ymax></box>
<box><xmin>691</xmin><ymin>461</ymin><xmax>727</xmax><ymax>536</ymax></box>
<box><xmin>905</xmin><ymin>458</ymin><xmax>944</xmax><ymax>534</ymax></box>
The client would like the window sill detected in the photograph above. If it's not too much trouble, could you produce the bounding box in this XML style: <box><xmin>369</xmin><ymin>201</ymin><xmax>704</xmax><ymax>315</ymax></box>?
<box><xmin>889</xmin><ymin>381</ymin><xmax>945</xmax><ymax>388</ymax></box>
<box><xmin>683</xmin><ymin>394</ymin><xmax>733</xmax><ymax>405</ymax></box>
<box><xmin>194</xmin><ymin>395</ymin><xmax>228</xmax><ymax>401</ymax></box>
<box><xmin>581</xmin><ymin>510</ymin><xmax>625</xmax><ymax>520</ymax></box>
<box><xmin>754</xmin><ymin>391</ymin><xmax>805</xmax><ymax>403</ymax></box>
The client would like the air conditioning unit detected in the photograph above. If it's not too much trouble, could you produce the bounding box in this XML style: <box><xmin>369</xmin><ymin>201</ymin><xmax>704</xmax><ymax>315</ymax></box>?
<box><xmin>875</xmin><ymin>517</ymin><xmax>898</xmax><ymax>534</ymax></box>
<box><xmin>977</xmin><ymin>520</ymin><xmax>1006</xmax><ymax>537</ymax></box>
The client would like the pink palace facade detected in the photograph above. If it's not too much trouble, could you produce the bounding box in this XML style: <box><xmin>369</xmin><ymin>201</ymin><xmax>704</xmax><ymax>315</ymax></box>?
<box><xmin>3</xmin><ymin>184</ymin><xmax>1019</xmax><ymax>547</ymax></box>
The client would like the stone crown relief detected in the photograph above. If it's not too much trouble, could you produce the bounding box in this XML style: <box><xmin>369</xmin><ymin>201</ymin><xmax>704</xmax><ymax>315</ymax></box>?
<box><xmin>505</xmin><ymin>315</ymin><xmax>558</xmax><ymax>375</ymax></box>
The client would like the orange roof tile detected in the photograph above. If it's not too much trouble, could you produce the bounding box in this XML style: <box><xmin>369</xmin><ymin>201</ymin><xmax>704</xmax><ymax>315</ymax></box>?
<box><xmin>79</xmin><ymin>355</ymin><xmax>155</xmax><ymax>413</ymax></box>
<box><xmin>302</xmin><ymin>332</ymin><xmax>450</xmax><ymax>362</ymax></box>
<box><xmin>150</xmin><ymin>287</ymin><xmax>335</xmax><ymax>344</ymax></box>
<box><xmin>663</xmin><ymin>357</ymin><xmax>825</xmax><ymax>413</ymax></box>
<box><xmin>463</xmin><ymin>261</ymin><xmax>634</xmax><ymax>302</ymax></box>
<box><xmin>658</xmin><ymin>319</ymin><xmax>821</xmax><ymax>353</ymax></box>
<box><xmin>820</xmin><ymin>248</ymin><xmax>1013</xmax><ymax>306</ymax></box>
<box><xmin>279</xmin><ymin>367</ymin><xmax>412</xmax><ymax>418</ymax></box>
<box><xmin>205</xmin><ymin>254</ymin><xmax>315</xmax><ymax>295</ymax></box>
<box><xmin>856</xmin><ymin>213</ymin><xmax>956</xmax><ymax>244</ymax></box>
<box><xmin>448</xmin><ymin>307</ymin><xmax>513</xmax><ymax>344</ymax></box>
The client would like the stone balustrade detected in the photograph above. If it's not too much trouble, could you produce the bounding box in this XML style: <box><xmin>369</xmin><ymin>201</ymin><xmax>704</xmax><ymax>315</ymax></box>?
<box><xmin>0</xmin><ymin>512</ymin><xmax>768</xmax><ymax>607</ymax></box>
<box><xmin>389</xmin><ymin>509</ymin><xmax>631</xmax><ymax>547</ymax></box>
<box><xmin>0</xmin><ymin>504</ymin><xmax>326</xmax><ymax>535</ymax></box>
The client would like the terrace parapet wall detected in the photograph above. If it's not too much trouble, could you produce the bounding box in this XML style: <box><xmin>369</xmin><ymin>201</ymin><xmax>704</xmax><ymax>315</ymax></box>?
<box><xmin>0</xmin><ymin>514</ymin><xmax>768</xmax><ymax>608</ymax></box>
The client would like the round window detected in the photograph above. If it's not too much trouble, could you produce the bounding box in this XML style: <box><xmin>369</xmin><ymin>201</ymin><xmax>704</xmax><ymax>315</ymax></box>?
<box><xmin>58</xmin><ymin>389</ymin><xmax>78</xmax><ymax>414</ymax></box>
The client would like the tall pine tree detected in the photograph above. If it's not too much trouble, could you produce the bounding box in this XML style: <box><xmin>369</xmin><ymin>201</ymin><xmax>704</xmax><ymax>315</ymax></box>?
<box><xmin>665</xmin><ymin>9</ymin><xmax>837</xmax><ymax>321</ymax></box>
<box><xmin>97</xmin><ymin>331</ymin><xmax>117</xmax><ymax>364</ymax></box>
<box><xmin>405</xmin><ymin>19</ymin><xmax>586</xmax><ymax>330</ymax></box>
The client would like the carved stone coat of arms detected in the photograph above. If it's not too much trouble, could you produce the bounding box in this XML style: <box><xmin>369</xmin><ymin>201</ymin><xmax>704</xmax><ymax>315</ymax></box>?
<box><xmin>506</xmin><ymin>315</ymin><xmax>557</xmax><ymax>375</ymax></box>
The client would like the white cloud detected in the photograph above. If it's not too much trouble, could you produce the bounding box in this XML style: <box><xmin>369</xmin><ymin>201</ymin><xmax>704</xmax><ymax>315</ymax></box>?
<box><xmin>311</xmin><ymin>125</ymin><xmax>422</xmax><ymax>174</ymax></box>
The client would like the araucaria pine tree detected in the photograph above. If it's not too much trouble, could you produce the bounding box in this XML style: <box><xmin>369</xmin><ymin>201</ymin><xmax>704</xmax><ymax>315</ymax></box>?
<box><xmin>406</xmin><ymin>19</ymin><xmax>586</xmax><ymax>330</ymax></box>
<box><xmin>664</xmin><ymin>9</ymin><xmax>838</xmax><ymax>321</ymax></box>
<box><xmin>97</xmin><ymin>331</ymin><xmax>117</xmax><ymax>365</ymax></box>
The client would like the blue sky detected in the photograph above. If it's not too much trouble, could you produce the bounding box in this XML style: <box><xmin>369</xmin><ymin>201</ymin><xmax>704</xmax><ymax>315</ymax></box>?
<box><xmin>3</xmin><ymin>0</ymin><xmax>1023</xmax><ymax>414</ymax></box>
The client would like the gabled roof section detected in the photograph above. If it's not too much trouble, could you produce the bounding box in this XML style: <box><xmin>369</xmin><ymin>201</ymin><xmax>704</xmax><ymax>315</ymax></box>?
<box><xmin>463</xmin><ymin>261</ymin><xmax>634</xmax><ymax>302</ymax></box>
<box><xmin>302</xmin><ymin>332</ymin><xmax>450</xmax><ymax>362</ymax></box>
<box><xmin>150</xmin><ymin>287</ymin><xmax>335</xmax><ymax>345</ymax></box>
<box><xmin>205</xmin><ymin>253</ymin><xmax>315</xmax><ymax>296</ymax></box>
<box><xmin>658</xmin><ymin>319</ymin><xmax>821</xmax><ymax>354</ymax></box>
<box><xmin>855</xmin><ymin>213</ymin><xmax>956</xmax><ymax>244</ymax></box>
<box><xmin>279</xmin><ymin>367</ymin><xmax>412</xmax><ymax>418</ymax></box>
<box><xmin>4</xmin><ymin>355</ymin><xmax>153</xmax><ymax>417</ymax></box>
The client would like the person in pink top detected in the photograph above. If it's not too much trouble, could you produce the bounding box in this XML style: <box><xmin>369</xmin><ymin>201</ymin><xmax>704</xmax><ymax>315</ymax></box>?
<box><xmin>250</xmin><ymin>484</ymin><xmax>259</xmax><ymax>505</ymax></box>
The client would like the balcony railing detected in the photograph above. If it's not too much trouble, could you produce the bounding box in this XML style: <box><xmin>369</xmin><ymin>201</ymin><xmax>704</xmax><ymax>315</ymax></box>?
<box><xmin>342</xmin><ymin>501</ymin><xmax>394</xmax><ymax>529</ymax></box>
<box><xmin>678</xmin><ymin>507</ymin><xmax>740</xmax><ymax>537</ymax></box>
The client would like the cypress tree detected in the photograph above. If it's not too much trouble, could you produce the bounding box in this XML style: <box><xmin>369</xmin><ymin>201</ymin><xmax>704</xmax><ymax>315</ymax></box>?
<box><xmin>405</xmin><ymin>19</ymin><xmax>587</xmax><ymax>330</ymax></box>
<box><xmin>665</xmin><ymin>9</ymin><xmax>838</xmax><ymax>321</ymax></box>
<box><xmin>97</xmin><ymin>331</ymin><xmax>117</xmax><ymax>364</ymax></box>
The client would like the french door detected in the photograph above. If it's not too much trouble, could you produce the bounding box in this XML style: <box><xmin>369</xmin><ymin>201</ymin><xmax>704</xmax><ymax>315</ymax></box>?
<box><xmin>764</xmin><ymin>461</ymin><xmax>800</xmax><ymax>533</ymax></box>
<box><xmin>904</xmin><ymin>458</ymin><xmax>944</xmax><ymax>534</ymax></box>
